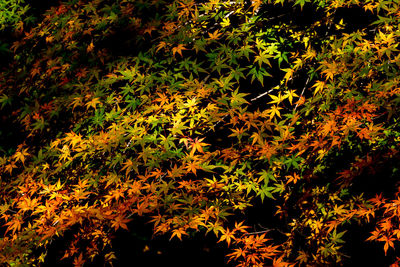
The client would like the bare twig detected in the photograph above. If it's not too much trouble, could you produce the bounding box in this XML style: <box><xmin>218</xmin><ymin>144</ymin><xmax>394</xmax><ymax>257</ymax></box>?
<box><xmin>250</xmin><ymin>87</ymin><xmax>277</xmax><ymax>102</ymax></box>
<box><xmin>244</xmin><ymin>229</ymin><xmax>272</xmax><ymax>235</ymax></box>
<box><xmin>294</xmin><ymin>76</ymin><xmax>309</xmax><ymax>112</ymax></box>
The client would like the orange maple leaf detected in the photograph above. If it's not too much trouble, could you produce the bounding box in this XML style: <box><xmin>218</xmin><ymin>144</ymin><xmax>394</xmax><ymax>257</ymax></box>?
<box><xmin>111</xmin><ymin>215</ymin><xmax>131</xmax><ymax>231</ymax></box>
<box><xmin>189</xmin><ymin>137</ymin><xmax>209</xmax><ymax>156</ymax></box>
<box><xmin>218</xmin><ymin>228</ymin><xmax>236</xmax><ymax>247</ymax></box>
<box><xmin>170</xmin><ymin>227</ymin><xmax>188</xmax><ymax>241</ymax></box>
<box><xmin>172</xmin><ymin>44</ymin><xmax>186</xmax><ymax>57</ymax></box>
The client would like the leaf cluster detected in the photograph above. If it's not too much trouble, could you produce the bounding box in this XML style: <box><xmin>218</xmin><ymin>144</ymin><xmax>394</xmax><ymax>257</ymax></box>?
<box><xmin>1</xmin><ymin>0</ymin><xmax>400</xmax><ymax>266</ymax></box>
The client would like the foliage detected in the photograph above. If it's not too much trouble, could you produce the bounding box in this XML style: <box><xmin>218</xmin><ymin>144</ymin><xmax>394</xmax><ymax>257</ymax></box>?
<box><xmin>1</xmin><ymin>0</ymin><xmax>400</xmax><ymax>266</ymax></box>
<box><xmin>0</xmin><ymin>0</ymin><xmax>29</xmax><ymax>31</ymax></box>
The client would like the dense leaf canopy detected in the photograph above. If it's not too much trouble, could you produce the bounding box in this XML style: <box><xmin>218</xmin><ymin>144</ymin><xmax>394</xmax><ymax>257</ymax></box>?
<box><xmin>1</xmin><ymin>0</ymin><xmax>400</xmax><ymax>266</ymax></box>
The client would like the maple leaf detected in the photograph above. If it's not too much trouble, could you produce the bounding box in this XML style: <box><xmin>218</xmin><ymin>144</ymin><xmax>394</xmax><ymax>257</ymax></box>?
<box><xmin>87</xmin><ymin>41</ymin><xmax>94</xmax><ymax>53</ymax></box>
<box><xmin>228</xmin><ymin>127</ymin><xmax>247</xmax><ymax>142</ymax></box>
<box><xmin>272</xmin><ymin>255</ymin><xmax>293</xmax><ymax>267</ymax></box>
<box><xmin>303</xmin><ymin>47</ymin><xmax>316</xmax><ymax>60</ymax></box>
<box><xmin>321</xmin><ymin>61</ymin><xmax>337</xmax><ymax>80</ymax></box>
<box><xmin>295</xmin><ymin>251</ymin><xmax>308</xmax><ymax>264</ymax></box>
<box><xmin>283</xmin><ymin>90</ymin><xmax>299</xmax><ymax>105</ymax></box>
<box><xmin>172</xmin><ymin>44</ymin><xmax>186</xmax><ymax>57</ymax></box>
<box><xmin>69</xmin><ymin>96</ymin><xmax>83</xmax><ymax>110</ymax></box>
<box><xmin>266</xmin><ymin>105</ymin><xmax>282</xmax><ymax>119</ymax></box>
<box><xmin>269</xmin><ymin>93</ymin><xmax>285</xmax><ymax>105</ymax></box>
<box><xmin>380</xmin><ymin>219</ymin><xmax>392</xmax><ymax>232</ymax></box>
<box><xmin>17</xmin><ymin>197</ymin><xmax>39</xmax><ymax>212</ymax></box>
<box><xmin>230</xmin><ymin>89</ymin><xmax>249</xmax><ymax>107</ymax></box>
<box><xmin>378</xmin><ymin>235</ymin><xmax>396</xmax><ymax>256</ymax></box>
<box><xmin>73</xmin><ymin>253</ymin><xmax>85</xmax><ymax>267</ymax></box>
<box><xmin>356</xmin><ymin>206</ymin><xmax>374</xmax><ymax>223</ymax></box>
<box><xmin>121</xmin><ymin>159</ymin><xmax>139</xmax><ymax>176</ymax></box>
<box><xmin>64</xmin><ymin>131</ymin><xmax>82</xmax><ymax>148</ymax></box>
<box><xmin>221</xmin><ymin>17</ymin><xmax>230</xmax><ymax>27</ymax></box>
<box><xmin>218</xmin><ymin>228</ymin><xmax>236</xmax><ymax>247</ymax></box>
<box><xmin>251</xmin><ymin>0</ymin><xmax>262</xmax><ymax>12</ymax></box>
<box><xmin>292</xmin><ymin>57</ymin><xmax>303</xmax><ymax>70</ymax></box>
<box><xmin>12</xmin><ymin>148</ymin><xmax>29</xmax><ymax>165</ymax></box>
<box><xmin>282</xmin><ymin>68</ymin><xmax>294</xmax><ymax>84</ymax></box>
<box><xmin>85</xmin><ymin>97</ymin><xmax>102</xmax><ymax>110</ymax></box>
<box><xmin>104</xmin><ymin>252</ymin><xmax>117</xmax><ymax>263</ymax></box>
<box><xmin>366</xmin><ymin>230</ymin><xmax>381</xmax><ymax>242</ymax></box>
<box><xmin>250</xmin><ymin>132</ymin><xmax>263</xmax><ymax>146</ymax></box>
<box><xmin>294</xmin><ymin>96</ymin><xmax>305</xmax><ymax>106</ymax></box>
<box><xmin>234</xmin><ymin>221</ymin><xmax>250</xmax><ymax>233</ymax></box>
<box><xmin>73</xmin><ymin>188</ymin><xmax>91</xmax><ymax>201</ymax></box>
<box><xmin>5</xmin><ymin>218</ymin><xmax>23</xmax><ymax>235</ymax></box>
<box><xmin>189</xmin><ymin>137</ymin><xmax>209</xmax><ymax>156</ymax></box>
<box><xmin>369</xmin><ymin>193</ymin><xmax>385</xmax><ymax>207</ymax></box>
<box><xmin>357</xmin><ymin>127</ymin><xmax>372</xmax><ymax>140</ymax></box>
<box><xmin>286</xmin><ymin>173</ymin><xmax>300</xmax><ymax>184</ymax></box>
<box><xmin>111</xmin><ymin>215</ymin><xmax>131</xmax><ymax>231</ymax></box>
<box><xmin>227</xmin><ymin>248</ymin><xmax>246</xmax><ymax>261</ymax></box>
<box><xmin>167</xmin><ymin>164</ymin><xmax>185</xmax><ymax>178</ymax></box>
<box><xmin>254</xmin><ymin>50</ymin><xmax>272</xmax><ymax>68</ymax></box>
<box><xmin>205</xmin><ymin>176</ymin><xmax>225</xmax><ymax>191</ymax></box>
<box><xmin>156</xmin><ymin>41</ymin><xmax>167</xmax><ymax>52</ymax></box>
<box><xmin>185</xmin><ymin>160</ymin><xmax>202</xmax><ymax>175</ymax></box>
<box><xmin>59</xmin><ymin>145</ymin><xmax>71</xmax><ymax>162</ymax></box>
<box><xmin>143</xmin><ymin>25</ymin><xmax>156</xmax><ymax>36</ymax></box>
<box><xmin>208</xmin><ymin>29</ymin><xmax>223</xmax><ymax>41</ymax></box>
<box><xmin>258</xmin><ymin>143</ymin><xmax>277</xmax><ymax>161</ymax></box>
<box><xmin>320</xmin><ymin>119</ymin><xmax>337</xmax><ymax>137</ymax></box>
<box><xmin>170</xmin><ymin>227</ymin><xmax>188</xmax><ymax>241</ymax></box>
<box><xmin>312</xmin><ymin>80</ymin><xmax>325</xmax><ymax>95</ymax></box>
<box><xmin>4</xmin><ymin>161</ymin><xmax>17</xmax><ymax>174</ymax></box>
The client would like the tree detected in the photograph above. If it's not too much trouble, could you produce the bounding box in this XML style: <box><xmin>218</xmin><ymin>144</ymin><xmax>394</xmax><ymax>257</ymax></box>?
<box><xmin>1</xmin><ymin>0</ymin><xmax>400</xmax><ymax>266</ymax></box>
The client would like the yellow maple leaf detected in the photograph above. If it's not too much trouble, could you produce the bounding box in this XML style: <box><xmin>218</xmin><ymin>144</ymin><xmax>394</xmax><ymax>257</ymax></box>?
<box><xmin>312</xmin><ymin>80</ymin><xmax>326</xmax><ymax>95</ymax></box>
<box><xmin>282</xmin><ymin>68</ymin><xmax>294</xmax><ymax>84</ymax></box>
<box><xmin>267</xmin><ymin>105</ymin><xmax>282</xmax><ymax>119</ymax></box>
<box><xmin>284</xmin><ymin>89</ymin><xmax>299</xmax><ymax>105</ymax></box>
<box><xmin>13</xmin><ymin>148</ymin><xmax>29</xmax><ymax>165</ymax></box>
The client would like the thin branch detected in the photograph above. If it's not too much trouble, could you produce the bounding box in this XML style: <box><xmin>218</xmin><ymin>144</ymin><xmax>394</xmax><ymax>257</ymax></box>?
<box><xmin>294</xmin><ymin>76</ymin><xmax>309</xmax><ymax>112</ymax></box>
<box><xmin>244</xmin><ymin>229</ymin><xmax>271</xmax><ymax>235</ymax></box>
<box><xmin>250</xmin><ymin>86</ymin><xmax>277</xmax><ymax>102</ymax></box>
